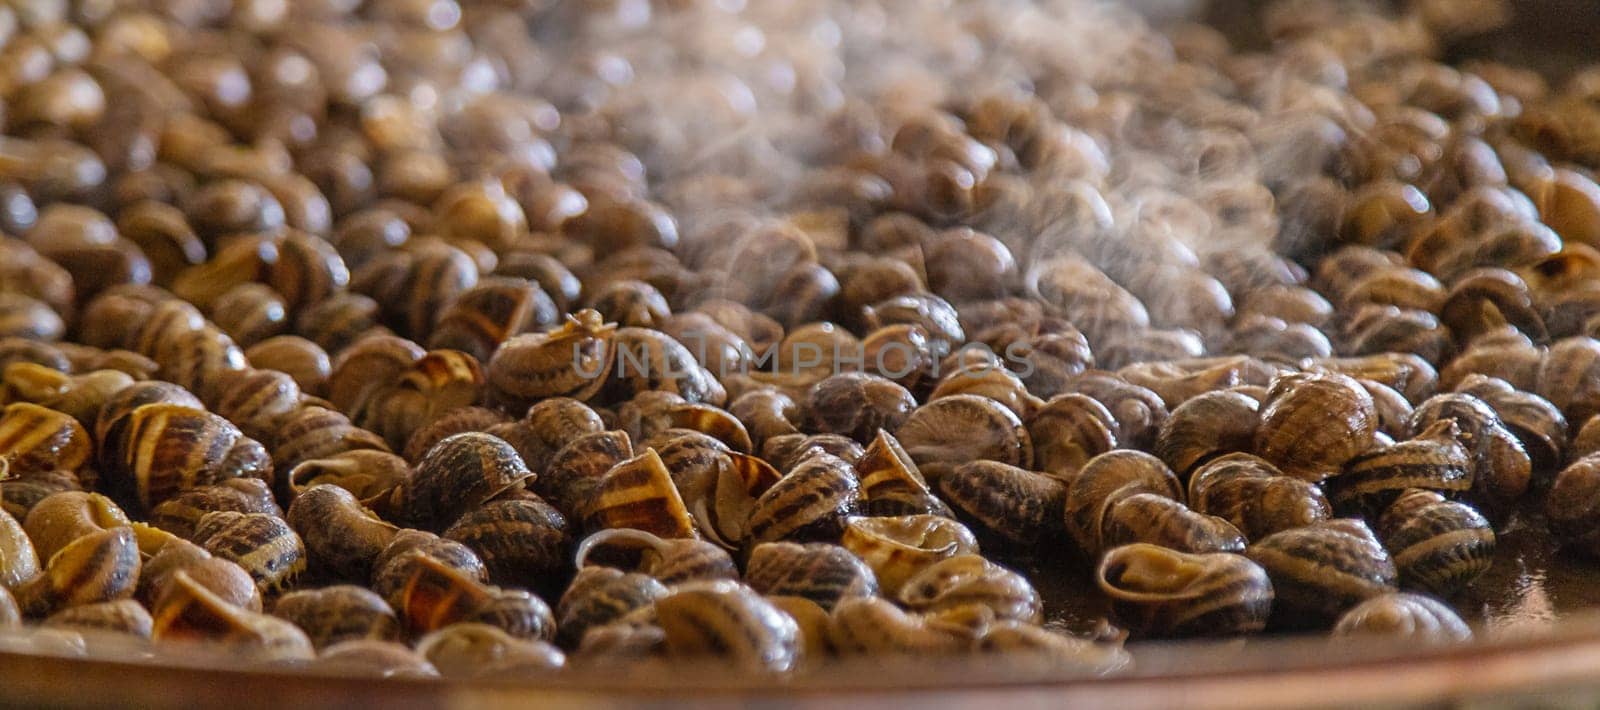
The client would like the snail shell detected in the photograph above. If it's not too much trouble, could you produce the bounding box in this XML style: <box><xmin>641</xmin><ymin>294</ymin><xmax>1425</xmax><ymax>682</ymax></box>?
<box><xmin>93</xmin><ymin>381</ymin><xmax>203</xmax><ymax>445</ymax></box>
<box><xmin>828</xmin><ymin>596</ymin><xmax>973</xmax><ymax>656</ymax></box>
<box><xmin>729</xmin><ymin>388</ymin><xmax>802</xmax><ymax>453</ymax></box>
<box><xmin>1546</xmin><ymin>454</ymin><xmax>1600</xmax><ymax>557</ymax></box>
<box><xmin>520</xmin><ymin>397</ymin><xmax>607</xmax><ymax>469</ymax></box>
<box><xmin>747</xmin><ymin>451</ymin><xmax>861</xmax><ymax>545</ymax></box>
<box><xmin>391</xmin><ymin>432</ymin><xmax>534</xmax><ymax>530</ymax></box>
<box><xmin>1096</xmin><ymin>543</ymin><xmax>1273</xmax><ymax>638</ymax></box>
<box><xmin>0</xmin><ymin>506</ymin><xmax>40</xmax><ymax>589</ymax></box>
<box><xmin>0</xmin><ymin>402</ymin><xmax>92</xmax><ymax>475</ymax></box>
<box><xmin>893</xmin><ymin>394</ymin><xmax>1032</xmax><ymax>482</ymax></box>
<box><xmin>1026</xmin><ymin>394</ymin><xmax>1118</xmax><ymax>477</ymax></box>
<box><xmin>977</xmin><ymin>622</ymin><xmax>1131</xmax><ymax>673</ymax></box>
<box><xmin>42</xmin><ymin>599</ymin><xmax>153</xmax><ymax>641</ymax></box>
<box><xmin>897</xmin><ymin>554</ymin><xmax>1042</xmax><ymax>624</ymax></box>
<box><xmin>1376</xmin><ymin>489</ymin><xmax>1494</xmax><ymax>597</ymax></box>
<box><xmin>574</xmin><ymin>528</ymin><xmax>737</xmax><ymax>586</ymax></box>
<box><xmin>1456</xmin><ymin>376</ymin><xmax>1566</xmax><ymax>476</ymax></box>
<box><xmin>209</xmin><ymin>368</ymin><xmax>300</xmax><ymax>442</ymax></box>
<box><xmin>469</xmin><ymin>587</ymin><xmax>558</xmax><ymax>643</ymax></box>
<box><xmin>1327</xmin><ymin>419</ymin><xmax>1471</xmax><ymax>518</ymax></box>
<box><xmin>22</xmin><ymin>490</ymin><xmax>129</xmax><ymax>565</ymax></box>
<box><xmin>326</xmin><ymin>336</ymin><xmax>423</xmax><ymax>415</ymax></box>
<box><xmin>149</xmin><ymin>478</ymin><xmax>281</xmax><ymax>541</ymax></box>
<box><xmin>763</xmin><ymin>434</ymin><xmax>866</xmax><ymax>473</ymax></box>
<box><xmin>151</xmin><ymin>570</ymin><xmax>314</xmax><ymax>662</ymax></box>
<box><xmin>1253</xmin><ymin>372</ymin><xmax>1378</xmax><ymax>482</ymax></box>
<box><xmin>855</xmin><ymin>430</ymin><xmax>951</xmax><ymax>518</ymax></box>
<box><xmin>806</xmin><ymin>373</ymin><xmax>918</xmax><ymax>443</ymax></box>
<box><xmin>603</xmin><ymin>327</ymin><xmax>725</xmax><ymax>406</ymax></box>
<box><xmin>486</xmin><ymin>309</ymin><xmax>616</xmax><ymax>410</ymax></box>
<box><xmin>1153</xmin><ymin>391</ymin><xmax>1259</xmax><ymax>477</ymax></box>
<box><xmin>1061</xmin><ymin>373</ymin><xmax>1167</xmax><ymax>450</ymax></box>
<box><xmin>1332</xmin><ymin>592</ymin><xmax>1471</xmax><ymax>643</ymax></box>
<box><xmin>285</xmin><ymin>484</ymin><xmax>399</xmax><ymax>582</ymax></box>
<box><xmin>655</xmin><ymin>580</ymin><xmax>801</xmax><ymax>672</ymax></box>
<box><xmin>1536</xmin><ymin>337</ymin><xmax>1600</xmax><ymax>425</ymax></box>
<box><xmin>416</xmin><ymin>623</ymin><xmax>565</xmax><ymax>679</ymax></box>
<box><xmin>141</xmin><ymin>542</ymin><xmax>262</xmax><ymax>614</ymax></box>
<box><xmin>929</xmin><ymin>364</ymin><xmax>1043</xmax><ymax>421</ymax></box>
<box><xmin>1188</xmin><ymin>454</ymin><xmax>1332</xmax><ymax>541</ymax></box>
<box><xmin>938</xmin><ymin>461</ymin><xmax>1066</xmax><ymax>547</ymax></box>
<box><xmin>99</xmin><ymin>403</ymin><xmax>273</xmax><ymax>514</ymax></box>
<box><xmin>534</xmin><ymin>430</ymin><xmax>633</xmax><ymax>522</ymax></box>
<box><xmin>745</xmin><ymin>541</ymin><xmax>878</xmax><ymax>611</ymax></box>
<box><xmin>315</xmin><ymin>639</ymin><xmax>439</xmax><ymax>678</ymax></box>
<box><xmin>271</xmin><ymin>585</ymin><xmax>400</xmax><ymax>650</ymax></box>
<box><xmin>1101</xmin><ymin>494</ymin><xmax>1247</xmax><ymax>554</ymax></box>
<box><xmin>840</xmin><ymin>515</ymin><xmax>979</xmax><ymax>595</ymax></box>
<box><xmin>267</xmin><ymin>405</ymin><xmax>390</xmax><ymax>478</ymax></box>
<box><xmin>428</xmin><ymin>277</ymin><xmax>552</xmax><ymax>363</ymax></box>
<box><xmin>555</xmin><ymin>566</ymin><xmax>668</xmax><ymax>648</ymax></box>
<box><xmin>1245</xmin><ymin>519</ymin><xmax>1398</xmax><ymax>628</ymax></box>
<box><xmin>401</xmin><ymin>406</ymin><xmax>510</xmax><ymax>464</ymax></box>
<box><xmin>191</xmin><ymin>511</ymin><xmax>306</xmax><ymax>596</ymax></box>
<box><xmin>1</xmin><ymin>468</ymin><xmax>83</xmax><ymax>521</ymax></box>
<box><xmin>668</xmin><ymin>404</ymin><xmax>753</xmax><ymax>454</ymax></box>
<box><xmin>1309</xmin><ymin>354</ymin><xmax>1437</xmax><ymax>405</ymax></box>
<box><xmin>17</xmin><ymin>526</ymin><xmax>141</xmax><ymax>617</ymax></box>
<box><xmin>615</xmin><ymin>392</ymin><xmax>690</xmax><ymax>449</ymax></box>
<box><xmin>286</xmin><ymin>450</ymin><xmax>412</xmax><ymax>502</ymax></box>
<box><xmin>444</xmin><ymin>497</ymin><xmax>569</xmax><ymax>593</ymax></box>
<box><xmin>678</xmin><ymin>449</ymin><xmax>781</xmax><ymax>549</ymax></box>
<box><xmin>389</xmin><ymin>552</ymin><xmax>495</xmax><ymax>637</ymax></box>
<box><xmin>1063</xmin><ymin>450</ymin><xmax>1181</xmax><ymax>557</ymax></box>
<box><xmin>584</xmin><ymin>448</ymin><xmax>698</xmax><ymax>540</ymax></box>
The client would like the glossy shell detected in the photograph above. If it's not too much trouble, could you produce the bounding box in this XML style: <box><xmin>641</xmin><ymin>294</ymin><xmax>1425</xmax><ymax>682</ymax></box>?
<box><xmin>1245</xmin><ymin>520</ymin><xmax>1398</xmax><ymax>628</ymax></box>
<box><xmin>1096</xmin><ymin>543</ymin><xmax>1274</xmax><ymax>638</ymax></box>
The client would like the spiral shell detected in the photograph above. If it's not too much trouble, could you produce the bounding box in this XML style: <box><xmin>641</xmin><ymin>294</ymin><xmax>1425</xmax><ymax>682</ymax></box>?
<box><xmin>654</xmin><ymin>580</ymin><xmax>801</xmax><ymax>672</ymax></box>
<box><xmin>416</xmin><ymin>623</ymin><xmax>565</xmax><ymax>679</ymax></box>
<box><xmin>1063</xmin><ymin>450</ymin><xmax>1181</xmax><ymax>557</ymax></box>
<box><xmin>519</xmin><ymin>397</ymin><xmax>607</xmax><ymax>468</ymax></box>
<box><xmin>191</xmin><ymin>511</ymin><xmax>306</xmax><ymax>596</ymax></box>
<box><xmin>729</xmin><ymin>388</ymin><xmax>802</xmax><ymax>451</ymax></box>
<box><xmin>574</xmin><ymin>528</ymin><xmax>737</xmax><ymax>586</ymax></box>
<box><xmin>272</xmin><ymin>585</ymin><xmax>400</xmax><ymax>650</ymax></box>
<box><xmin>1188</xmin><ymin>454</ymin><xmax>1332</xmax><ymax>541</ymax></box>
<box><xmin>897</xmin><ymin>554</ymin><xmax>1041</xmax><ymax>624</ymax></box>
<box><xmin>151</xmin><ymin>570</ymin><xmax>313</xmax><ymax>662</ymax></box>
<box><xmin>1546</xmin><ymin>454</ymin><xmax>1600</xmax><ymax>557</ymax></box>
<box><xmin>827</xmin><ymin>596</ymin><xmax>972</xmax><ymax>656</ymax></box>
<box><xmin>487</xmin><ymin>309</ymin><xmax>616</xmax><ymax>410</ymax></box>
<box><xmin>855</xmin><ymin>430</ymin><xmax>951</xmax><ymax>518</ymax></box>
<box><xmin>1063</xmin><ymin>373</ymin><xmax>1168</xmax><ymax>450</ymax></box>
<box><xmin>894</xmin><ymin>394</ymin><xmax>1032</xmax><ymax>481</ymax></box>
<box><xmin>429</xmin><ymin>277</ymin><xmax>553</xmax><ymax>362</ymax></box>
<box><xmin>1153</xmin><ymin>391</ymin><xmax>1259</xmax><ymax>477</ymax></box>
<box><xmin>148</xmin><ymin>478</ymin><xmax>281</xmax><ymax>541</ymax></box>
<box><xmin>584</xmin><ymin>448</ymin><xmax>698</xmax><ymax>540</ymax></box>
<box><xmin>1376</xmin><ymin>489</ymin><xmax>1494</xmax><ymax>597</ymax></box>
<box><xmin>389</xmin><ymin>553</ymin><xmax>495</xmax><ymax>637</ymax></box>
<box><xmin>42</xmin><ymin>599</ymin><xmax>153</xmax><ymax>640</ymax></box>
<box><xmin>1332</xmin><ymin>592</ymin><xmax>1471</xmax><ymax>643</ymax></box>
<box><xmin>315</xmin><ymin>640</ymin><xmax>439</xmax><ymax>678</ymax></box>
<box><xmin>938</xmin><ymin>461</ymin><xmax>1066</xmax><ymax>547</ymax></box>
<box><xmin>1026</xmin><ymin>394</ymin><xmax>1118</xmax><ymax>476</ymax></box>
<box><xmin>389</xmin><ymin>432</ymin><xmax>534</xmax><ymax>530</ymax></box>
<box><xmin>840</xmin><ymin>515</ymin><xmax>978</xmax><ymax>595</ymax></box>
<box><xmin>17</xmin><ymin>526</ymin><xmax>140</xmax><ymax>617</ymax></box>
<box><xmin>444</xmin><ymin>497</ymin><xmax>569</xmax><ymax>592</ymax></box>
<box><xmin>534</xmin><ymin>430</ymin><xmax>633</xmax><ymax>521</ymax></box>
<box><xmin>285</xmin><ymin>484</ymin><xmax>399</xmax><ymax>582</ymax></box>
<box><xmin>0</xmin><ymin>507</ymin><xmax>40</xmax><ymax>590</ymax></box>
<box><xmin>286</xmin><ymin>450</ymin><xmax>412</xmax><ymax>502</ymax></box>
<box><xmin>1246</xmin><ymin>519</ymin><xmax>1398</xmax><ymax>628</ymax></box>
<box><xmin>555</xmin><ymin>566</ymin><xmax>668</xmax><ymax>648</ymax></box>
<box><xmin>22</xmin><ymin>490</ymin><xmax>129</xmax><ymax>565</ymax></box>
<box><xmin>747</xmin><ymin>451</ymin><xmax>861</xmax><ymax>545</ymax></box>
<box><xmin>1253</xmin><ymin>372</ymin><xmax>1378</xmax><ymax>482</ymax></box>
<box><xmin>141</xmin><ymin>542</ymin><xmax>262</xmax><ymax>614</ymax></box>
<box><xmin>1096</xmin><ymin>543</ymin><xmax>1274</xmax><ymax>638</ymax></box>
<box><xmin>99</xmin><ymin>403</ymin><xmax>273</xmax><ymax>514</ymax></box>
<box><xmin>0</xmin><ymin>402</ymin><xmax>92</xmax><ymax>475</ymax></box>
<box><xmin>1101</xmin><ymin>494</ymin><xmax>1247</xmax><ymax>554</ymax></box>
<box><xmin>1328</xmin><ymin>419</ymin><xmax>1471</xmax><ymax>518</ymax></box>
<box><xmin>806</xmin><ymin>373</ymin><xmax>918</xmax><ymax>443</ymax></box>
<box><xmin>745</xmin><ymin>542</ymin><xmax>878</xmax><ymax>611</ymax></box>
<box><xmin>370</xmin><ymin>531</ymin><xmax>487</xmax><ymax>611</ymax></box>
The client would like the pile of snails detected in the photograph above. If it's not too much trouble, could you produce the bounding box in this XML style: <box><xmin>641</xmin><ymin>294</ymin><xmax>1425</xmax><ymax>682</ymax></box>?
<box><xmin>2</xmin><ymin>0</ymin><xmax>1600</xmax><ymax>684</ymax></box>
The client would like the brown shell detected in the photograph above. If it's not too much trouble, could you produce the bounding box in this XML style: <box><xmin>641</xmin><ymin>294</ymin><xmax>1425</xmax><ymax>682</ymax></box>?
<box><xmin>534</xmin><ymin>430</ymin><xmax>633</xmax><ymax>522</ymax></box>
<box><xmin>1153</xmin><ymin>391</ymin><xmax>1259</xmax><ymax>477</ymax></box>
<box><xmin>806</xmin><ymin>373</ymin><xmax>918</xmax><ymax>443</ymax></box>
<box><xmin>654</xmin><ymin>580</ymin><xmax>801</xmax><ymax>673</ymax></box>
<box><xmin>0</xmin><ymin>506</ymin><xmax>40</xmax><ymax>590</ymax></box>
<box><xmin>897</xmin><ymin>554</ymin><xmax>1042</xmax><ymax>624</ymax></box>
<box><xmin>573</xmin><ymin>528</ymin><xmax>738</xmax><ymax>586</ymax></box>
<box><xmin>1026</xmin><ymin>394</ymin><xmax>1118</xmax><ymax>477</ymax></box>
<box><xmin>1101</xmin><ymin>493</ymin><xmax>1247</xmax><ymax>554</ymax></box>
<box><xmin>1245</xmin><ymin>519</ymin><xmax>1398</xmax><ymax>628</ymax></box>
<box><xmin>1327</xmin><ymin>419</ymin><xmax>1472</xmax><ymax>518</ymax></box>
<box><xmin>854</xmin><ymin>430</ymin><xmax>950</xmax><ymax>518</ymax></box>
<box><xmin>43</xmin><ymin>599</ymin><xmax>154</xmax><ymax>640</ymax></box>
<box><xmin>151</xmin><ymin>570</ymin><xmax>314</xmax><ymax>662</ymax></box>
<box><xmin>99</xmin><ymin>403</ymin><xmax>272</xmax><ymax>514</ymax></box>
<box><xmin>370</xmin><ymin>530</ymin><xmax>487</xmax><ymax>609</ymax></box>
<box><xmin>0</xmin><ymin>402</ymin><xmax>92</xmax><ymax>475</ymax></box>
<box><xmin>272</xmin><ymin>585</ymin><xmax>400</xmax><ymax>650</ymax></box>
<box><xmin>840</xmin><ymin>515</ymin><xmax>978</xmax><ymax>595</ymax></box>
<box><xmin>583</xmin><ymin>448</ymin><xmax>698</xmax><ymax>540</ymax></box>
<box><xmin>191</xmin><ymin>511</ymin><xmax>306</xmax><ymax>596</ymax></box>
<box><xmin>148</xmin><ymin>478</ymin><xmax>282</xmax><ymax>541</ymax></box>
<box><xmin>937</xmin><ymin>461</ymin><xmax>1066</xmax><ymax>547</ymax></box>
<box><xmin>285</xmin><ymin>484</ymin><xmax>400</xmax><ymax>582</ymax></box>
<box><xmin>1062</xmin><ymin>450</ymin><xmax>1182</xmax><ymax>557</ymax></box>
<box><xmin>287</xmin><ymin>450</ymin><xmax>412</xmax><ymax>502</ymax></box>
<box><xmin>1188</xmin><ymin>454</ymin><xmax>1332</xmax><ymax>541</ymax></box>
<box><xmin>745</xmin><ymin>542</ymin><xmax>878</xmax><ymax>611</ymax></box>
<box><xmin>428</xmin><ymin>277</ymin><xmax>552</xmax><ymax>362</ymax></box>
<box><xmin>893</xmin><ymin>394</ymin><xmax>1032</xmax><ymax>482</ymax></box>
<box><xmin>555</xmin><ymin>565</ymin><xmax>668</xmax><ymax>648</ymax></box>
<box><xmin>747</xmin><ymin>451</ymin><xmax>861</xmax><ymax>545</ymax></box>
<box><xmin>17</xmin><ymin>526</ymin><xmax>141</xmax><ymax>617</ymax></box>
<box><xmin>393</xmin><ymin>432</ymin><xmax>534</xmax><ymax>530</ymax></box>
<box><xmin>1096</xmin><ymin>543</ymin><xmax>1273</xmax><ymax>638</ymax></box>
<box><xmin>1332</xmin><ymin>592</ymin><xmax>1471</xmax><ymax>643</ymax></box>
<box><xmin>444</xmin><ymin>497</ymin><xmax>569</xmax><ymax>593</ymax></box>
<box><xmin>486</xmin><ymin>309</ymin><xmax>616</xmax><ymax>410</ymax></box>
<box><xmin>1254</xmin><ymin>372</ymin><xmax>1378</xmax><ymax>482</ymax></box>
<box><xmin>1376</xmin><ymin>489</ymin><xmax>1494</xmax><ymax>597</ymax></box>
<box><xmin>22</xmin><ymin>490</ymin><xmax>130</xmax><ymax>565</ymax></box>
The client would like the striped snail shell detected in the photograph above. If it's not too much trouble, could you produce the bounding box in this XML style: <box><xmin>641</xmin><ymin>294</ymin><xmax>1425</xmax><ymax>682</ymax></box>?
<box><xmin>150</xmin><ymin>570</ymin><xmax>314</xmax><ymax>663</ymax></box>
<box><xmin>840</xmin><ymin>515</ymin><xmax>978</xmax><ymax>595</ymax></box>
<box><xmin>467</xmin><ymin>587</ymin><xmax>557</xmax><ymax>643</ymax></box>
<box><xmin>271</xmin><ymin>585</ymin><xmax>400</xmax><ymax>650</ymax></box>
<box><xmin>369</xmin><ymin>530</ymin><xmax>487</xmax><ymax>610</ymax></box>
<box><xmin>313</xmin><ymin>639</ymin><xmax>439</xmax><ymax>679</ymax></box>
<box><xmin>1188</xmin><ymin>453</ymin><xmax>1332</xmax><ymax>542</ymax></box>
<box><xmin>1246</xmin><ymin>519</ymin><xmax>1398</xmax><ymax>628</ymax></box>
<box><xmin>42</xmin><ymin>599</ymin><xmax>153</xmax><ymax>641</ymax></box>
<box><xmin>416</xmin><ymin>623</ymin><xmax>566</xmax><ymax>679</ymax></box>
<box><xmin>574</xmin><ymin>528</ymin><xmax>738</xmax><ymax>586</ymax></box>
<box><xmin>893</xmin><ymin>394</ymin><xmax>1033</xmax><ymax>482</ymax></box>
<box><xmin>444</xmin><ymin>497</ymin><xmax>569</xmax><ymax>594</ymax></box>
<box><xmin>1100</xmin><ymin>493</ymin><xmax>1247</xmax><ymax>554</ymax></box>
<box><xmin>855</xmin><ymin>430</ymin><xmax>952</xmax><ymax>518</ymax></box>
<box><xmin>16</xmin><ymin>526</ymin><xmax>141</xmax><ymax>617</ymax></box>
<box><xmin>141</xmin><ymin>541</ymin><xmax>262</xmax><ymax>614</ymax></box>
<box><xmin>486</xmin><ymin>309</ymin><xmax>616</xmax><ymax>411</ymax></box>
<box><xmin>392</xmin><ymin>432</ymin><xmax>534</xmax><ymax>530</ymax></box>
<box><xmin>745</xmin><ymin>541</ymin><xmax>879</xmax><ymax>611</ymax></box>
<box><xmin>286</xmin><ymin>450</ymin><xmax>412</xmax><ymax>503</ymax></box>
<box><xmin>1063</xmin><ymin>450</ymin><xmax>1182</xmax><ymax>557</ymax></box>
<box><xmin>98</xmin><ymin>403</ymin><xmax>273</xmax><ymax>515</ymax></box>
<box><xmin>389</xmin><ymin>552</ymin><xmax>495</xmax><ymax>637</ymax></box>
<box><xmin>1332</xmin><ymin>592</ymin><xmax>1471</xmax><ymax>643</ymax></box>
<box><xmin>1253</xmin><ymin>371</ymin><xmax>1378</xmax><ymax>482</ymax></box>
<box><xmin>21</xmin><ymin>491</ymin><xmax>129</xmax><ymax>569</ymax></box>
<box><xmin>285</xmin><ymin>484</ymin><xmax>400</xmax><ymax>582</ymax></box>
<box><xmin>191</xmin><ymin>511</ymin><xmax>306</xmax><ymax>596</ymax></box>
<box><xmin>1153</xmin><ymin>390</ymin><xmax>1259</xmax><ymax>477</ymax></box>
<box><xmin>555</xmin><ymin>565</ymin><xmax>668</xmax><ymax>648</ymax></box>
<box><xmin>827</xmin><ymin>596</ymin><xmax>973</xmax><ymax>656</ymax></box>
<box><xmin>0</xmin><ymin>402</ymin><xmax>92</xmax><ymax>475</ymax></box>
<box><xmin>655</xmin><ymin>580</ymin><xmax>801</xmax><ymax>673</ymax></box>
<box><xmin>747</xmin><ymin>451</ymin><xmax>861</xmax><ymax>545</ymax></box>
<box><xmin>897</xmin><ymin>554</ymin><xmax>1041</xmax><ymax>624</ymax></box>
<box><xmin>148</xmin><ymin>478</ymin><xmax>281</xmax><ymax>541</ymax></box>
<box><xmin>583</xmin><ymin>448</ymin><xmax>698</xmax><ymax>540</ymax></box>
<box><xmin>0</xmin><ymin>506</ymin><xmax>40</xmax><ymax>589</ymax></box>
<box><xmin>1327</xmin><ymin>419</ymin><xmax>1471</xmax><ymax>519</ymax></box>
<box><xmin>1375</xmin><ymin>489</ymin><xmax>1494</xmax><ymax>597</ymax></box>
<box><xmin>937</xmin><ymin>460</ymin><xmax>1066</xmax><ymax>547</ymax></box>
<box><xmin>533</xmin><ymin>430</ymin><xmax>633</xmax><ymax>523</ymax></box>
<box><xmin>1096</xmin><ymin>543</ymin><xmax>1273</xmax><ymax>638</ymax></box>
